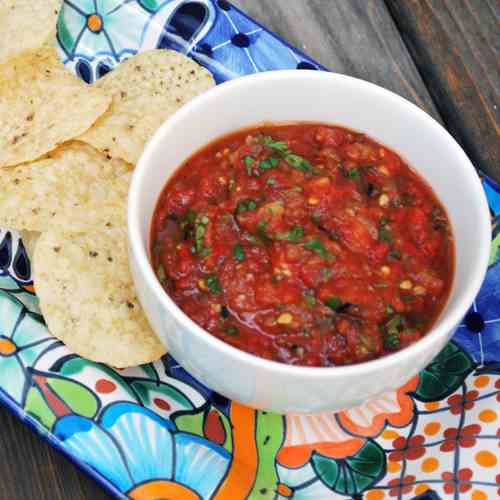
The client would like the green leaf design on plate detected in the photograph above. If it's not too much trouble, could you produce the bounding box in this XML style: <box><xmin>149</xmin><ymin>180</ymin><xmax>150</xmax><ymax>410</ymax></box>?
<box><xmin>25</xmin><ymin>386</ymin><xmax>56</xmax><ymax>430</ymax></box>
<box><xmin>56</xmin><ymin>357</ymin><xmax>138</xmax><ymax>401</ymax></box>
<box><xmin>57</xmin><ymin>11</ymin><xmax>77</xmax><ymax>56</ymax></box>
<box><xmin>311</xmin><ymin>440</ymin><xmax>386</xmax><ymax>496</ymax></box>
<box><xmin>174</xmin><ymin>404</ymin><xmax>232</xmax><ymax>453</ymax></box>
<box><xmin>47</xmin><ymin>377</ymin><xmax>99</xmax><ymax>417</ymax></box>
<box><xmin>29</xmin><ymin>371</ymin><xmax>99</xmax><ymax>424</ymax></box>
<box><xmin>128</xmin><ymin>379</ymin><xmax>194</xmax><ymax>410</ymax></box>
<box><xmin>137</xmin><ymin>363</ymin><xmax>159</xmax><ymax>381</ymax></box>
<box><xmin>249</xmin><ymin>411</ymin><xmax>285</xmax><ymax>499</ymax></box>
<box><xmin>413</xmin><ymin>341</ymin><xmax>476</xmax><ymax>402</ymax></box>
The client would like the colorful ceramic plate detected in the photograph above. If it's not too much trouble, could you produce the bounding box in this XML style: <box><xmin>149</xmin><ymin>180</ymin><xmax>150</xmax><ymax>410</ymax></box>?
<box><xmin>1</xmin><ymin>1</ymin><xmax>499</xmax><ymax>499</ymax></box>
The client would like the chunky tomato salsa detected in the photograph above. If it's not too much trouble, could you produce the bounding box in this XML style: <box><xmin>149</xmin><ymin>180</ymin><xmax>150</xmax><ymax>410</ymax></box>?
<box><xmin>151</xmin><ymin>124</ymin><xmax>454</xmax><ymax>367</ymax></box>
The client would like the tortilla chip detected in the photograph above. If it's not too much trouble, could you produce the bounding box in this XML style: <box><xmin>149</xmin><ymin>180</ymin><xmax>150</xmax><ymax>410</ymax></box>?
<box><xmin>79</xmin><ymin>49</ymin><xmax>215</xmax><ymax>164</ymax></box>
<box><xmin>50</xmin><ymin>171</ymin><xmax>133</xmax><ymax>234</ymax></box>
<box><xmin>34</xmin><ymin>225</ymin><xmax>166</xmax><ymax>367</ymax></box>
<box><xmin>20</xmin><ymin>230</ymin><xmax>40</xmax><ymax>261</ymax></box>
<box><xmin>0</xmin><ymin>0</ymin><xmax>61</xmax><ymax>63</ymax></box>
<box><xmin>0</xmin><ymin>142</ymin><xmax>132</xmax><ymax>232</ymax></box>
<box><xmin>0</xmin><ymin>48</ymin><xmax>111</xmax><ymax>167</ymax></box>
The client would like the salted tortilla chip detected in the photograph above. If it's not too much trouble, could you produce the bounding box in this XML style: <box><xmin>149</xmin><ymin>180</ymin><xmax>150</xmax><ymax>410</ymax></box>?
<box><xmin>79</xmin><ymin>49</ymin><xmax>215</xmax><ymax>164</ymax></box>
<box><xmin>0</xmin><ymin>48</ymin><xmax>111</xmax><ymax>167</ymax></box>
<box><xmin>51</xmin><ymin>171</ymin><xmax>133</xmax><ymax>234</ymax></box>
<box><xmin>42</xmin><ymin>29</ymin><xmax>57</xmax><ymax>48</ymax></box>
<box><xmin>20</xmin><ymin>230</ymin><xmax>40</xmax><ymax>261</ymax></box>
<box><xmin>34</xmin><ymin>225</ymin><xmax>166</xmax><ymax>367</ymax></box>
<box><xmin>0</xmin><ymin>0</ymin><xmax>61</xmax><ymax>63</ymax></box>
<box><xmin>0</xmin><ymin>142</ymin><xmax>132</xmax><ymax>231</ymax></box>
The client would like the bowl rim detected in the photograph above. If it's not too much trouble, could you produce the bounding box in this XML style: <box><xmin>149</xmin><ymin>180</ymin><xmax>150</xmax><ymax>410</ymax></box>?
<box><xmin>129</xmin><ymin>69</ymin><xmax>491</xmax><ymax>379</ymax></box>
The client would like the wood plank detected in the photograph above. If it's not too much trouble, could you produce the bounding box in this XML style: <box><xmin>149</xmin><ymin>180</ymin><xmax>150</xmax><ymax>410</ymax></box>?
<box><xmin>232</xmin><ymin>0</ymin><xmax>440</xmax><ymax>117</ymax></box>
<box><xmin>385</xmin><ymin>0</ymin><xmax>500</xmax><ymax>180</ymax></box>
<box><xmin>0</xmin><ymin>408</ymin><xmax>111</xmax><ymax>500</ymax></box>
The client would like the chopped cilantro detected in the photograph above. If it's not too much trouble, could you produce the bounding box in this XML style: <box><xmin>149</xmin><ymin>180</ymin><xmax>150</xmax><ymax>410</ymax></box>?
<box><xmin>193</xmin><ymin>215</ymin><xmax>210</xmax><ymax>254</ymax></box>
<box><xmin>180</xmin><ymin>208</ymin><xmax>197</xmax><ymax>231</ymax></box>
<box><xmin>156</xmin><ymin>265</ymin><xmax>167</xmax><ymax>284</ymax></box>
<box><xmin>304</xmin><ymin>292</ymin><xmax>316</xmax><ymax>306</ymax></box>
<box><xmin>194</xmin><ymin>224</ymin><xmax>205</xmax><ymax>253</ymax></box>
<box><xmin>270</xmin><ymin>157</ymin><xmax>279</xmax><ymax>167</ymax></box>
<box><xmin>285</xmin><ymin>153</ymin><xmax>313</xmax><ymax>173</ymax></box>
<box><xmin>233</xmin><ymin>244</ymin><xmax>245</xmax><ymax>262</ymax></box>
<box><xmin>262</xmin><ymin>135</ymin><xmax>289</xmax><ymax>153</ymax></box>
<box><xmin>259</xmin><ymin>159</ymin><xmax>273</xmax><ymax>169</ymax></box>
<box><xmin>236</xmin><ymin>199</ymin><xmax>257</xmax><ymax>214</ymax></box>
<box><xmin>276</xmin><ymin>225</ymin><xmax>304</xmax><ymax>243</ymax></box>
<box><xmin>257</xmin><ymin>219</ymin><xmax>271</xmax><ymax>241</ymax></box>
<box><xmin>201</xmin><ymin>247</ymin><xmax>212</xmax><ymax>257</ymax></box>
<box><xmin>386</xmin><ymin>305</ymin><xmax>395</xmax><ymax>315</ymax></box>
<box><xmin>266</xmin><ymin>177</ymin><xmax>276</xmax><ymax>185</ymax></box>
<box><xmin>347</xmin><ymin>167</ymin><xmax>360</xmax><ymax>178</ymax></box>
<box><xmin>206</xmin><ymin>275</ymin><xmax>222</xmax><ymax>294</ymax></box>
<box><xmin>326</xmin><ymin>296</ymin><xmax>342</xmax><ymax>311</ymax></box>
<box><xmin>225</xmin><ymin>326</ymin><xmax>239</xmax><ymax>335</ymax></box>
<box><xmin>292</xmin><ymin>186</ymin><xmax>303</xmax><ymax>192</ymax></box>
<box><xmin>380</xmin><ymin>217</ymin><xmax>390</xmax><ymax>227</ymax></box>
<box><xmin>304</xmin><ymin>238</ymin><xmax>332</xmax><ymax>259</ymax></box>
<box><xmin>378</xmin><ymin>227</ymin><xmax>393</xmax><ymax>244</ymax></box>
<box><xmin>384</xmin><ymin>314</ymin><xmax>403</xmax><ymax>348</ymax></box>
<box><xmin>260</xmin><ymin>135</ymin><xmax>314</xmax><ymax>173</ymax></box>
<box><xmin>389</xmin><ymin>249</ymin><xmax>401</xmax><ymax>260</ymax></box>
<box><xmin>244</xmin><ymin>156</ymin><xmax>255</xmax><ymax>175</ymax></box>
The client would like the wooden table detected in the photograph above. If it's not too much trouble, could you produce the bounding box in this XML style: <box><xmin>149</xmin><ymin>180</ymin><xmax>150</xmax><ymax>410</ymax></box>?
<box><xmin>0</xmin><ymin>1</ymin><xmax>497</xmax><ymax>499</ymax></box>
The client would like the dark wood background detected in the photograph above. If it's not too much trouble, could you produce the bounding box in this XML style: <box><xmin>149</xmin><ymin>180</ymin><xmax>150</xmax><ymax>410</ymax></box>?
<box><xmin>0</xmin><ymin>1</ymin><xmax>498</xmax><ymax>499</ymax></box>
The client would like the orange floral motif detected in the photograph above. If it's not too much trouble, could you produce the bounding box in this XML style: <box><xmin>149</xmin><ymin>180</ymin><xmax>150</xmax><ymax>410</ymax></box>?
<box><xmin>129</xmin><ymin>481</ymin><xmax>200</xmax><ymax>500</ymax></box>
<box><xmin>277</xmin><ymin>376</ymin><xmax>418</xmax><ymax>468</ymax></box>
<box><xmin>277</xmin><ymin>413</ymin><xmax>364</xmax><ymax>467</ymax></box>
<box><xmin>337</xmin><ymin>377</ymin><xmax>418</xmax><ymax>436</ymax></box>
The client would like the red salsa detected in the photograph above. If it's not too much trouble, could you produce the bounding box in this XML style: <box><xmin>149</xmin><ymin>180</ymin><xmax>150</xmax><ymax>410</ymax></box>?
<box><xmin>151</xmin><ymin>124</ymin><xmax>454</xmax><ymax>367</ymax></box>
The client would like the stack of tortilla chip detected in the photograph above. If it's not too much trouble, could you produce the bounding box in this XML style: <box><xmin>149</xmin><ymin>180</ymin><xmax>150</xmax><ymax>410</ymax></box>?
<box><xmin>0</xmin><ymin>17</ymin><xmax>215</xmax><ymax>367</ymax></box>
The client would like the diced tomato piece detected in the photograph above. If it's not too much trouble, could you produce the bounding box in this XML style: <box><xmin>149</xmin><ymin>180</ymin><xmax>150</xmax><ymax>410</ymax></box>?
<box><xmin>315</xmin><ymin>127</ymin><xmax>346</xmax><ymax>147</ymax></box>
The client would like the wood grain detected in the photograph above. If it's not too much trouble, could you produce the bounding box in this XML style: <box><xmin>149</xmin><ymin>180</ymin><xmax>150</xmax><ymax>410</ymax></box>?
<box><xmin>232</xmin><ymin>0</ymin><xmax>440</xmax><ymax>117</ymax></box>
<box><xmin>385</xmin><ymin>0</ymin><xmax>500</xmax><ymax>179</ymax></box>
<box><xmin>0</xmin><ymin>408</ymin><xmax>111</xmax><ymax>500</ymax></box>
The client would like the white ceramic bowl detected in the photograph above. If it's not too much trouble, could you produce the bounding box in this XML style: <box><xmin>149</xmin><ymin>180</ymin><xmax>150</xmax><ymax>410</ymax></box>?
<box><xmin>129</xmin><ymin>71</ymin><xmax>490</xmax><ymax>414</ymax></box>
